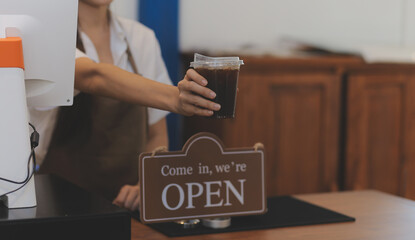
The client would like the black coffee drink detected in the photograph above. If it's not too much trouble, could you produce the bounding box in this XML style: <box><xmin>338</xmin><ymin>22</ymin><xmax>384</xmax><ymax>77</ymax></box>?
<box><xmin>195</xmin><ymin>67</ymin><xmax>240</xmax><ymax>118</ymax></box>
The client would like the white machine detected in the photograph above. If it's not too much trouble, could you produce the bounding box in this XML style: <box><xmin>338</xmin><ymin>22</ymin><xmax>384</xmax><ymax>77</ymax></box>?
<box><xmin>0</xmin><ymin>0</ymin><xmax>78</xmax><ymax>208</ymax></box>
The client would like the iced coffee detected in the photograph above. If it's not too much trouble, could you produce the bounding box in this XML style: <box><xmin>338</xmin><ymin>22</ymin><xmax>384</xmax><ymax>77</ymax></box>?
<box><xmin>190</xmin><ymin>54</ymin><xmax>244</xmax><ymax>118</ymax></box>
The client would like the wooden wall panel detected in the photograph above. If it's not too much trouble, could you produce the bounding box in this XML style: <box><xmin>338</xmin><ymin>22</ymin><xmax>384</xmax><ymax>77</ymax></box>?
<box><xmin>264</xmin><ymin>73</ymin><xmax>340</xmax><ymax>196</ymax></box>
<box><xmin>403</xmin><ymin>76</ymin><xmax>415</xmax><ymax>199</ymax></box>
<box><xmin>346</xmin><ymin>74</ymin><xmax>415</xmax><ymax>197</ymax></box>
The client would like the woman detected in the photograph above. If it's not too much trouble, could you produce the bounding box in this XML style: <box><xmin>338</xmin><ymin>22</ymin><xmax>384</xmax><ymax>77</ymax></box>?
<box><xmin>33</xmin><ymin>0</ymin><xmax>219</xmax><ymax>211</ymax></box>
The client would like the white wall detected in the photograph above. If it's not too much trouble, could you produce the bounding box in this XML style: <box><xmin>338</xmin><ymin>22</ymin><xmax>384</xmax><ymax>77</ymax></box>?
<box><xmin>403</xmin><ymin>0</ymin><xmax>415</xmax><ymax>46</ymax></box>
<box><xmin>110</xmin><ymin>0</ymin><xmax>139</xmax><ymax>20</ymax></box>
<box><xmin>180</xmin><ymin>0</ymin><xmax>415</xmax><ymax>54</ymax></box>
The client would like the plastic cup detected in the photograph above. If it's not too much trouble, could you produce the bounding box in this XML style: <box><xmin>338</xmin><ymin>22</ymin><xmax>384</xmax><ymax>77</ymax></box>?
<box><xmin>190</xmin><ymin>53</ymin><xmax>244</xmax><ymax>118</ymax></box>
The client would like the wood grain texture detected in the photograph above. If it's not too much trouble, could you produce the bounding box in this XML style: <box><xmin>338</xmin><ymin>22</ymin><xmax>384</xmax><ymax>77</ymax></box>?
<box><xmin>346</xmin><ymin>74</ymin><xmax>415</xmax><ymax>198</ymax></box>
<box><xmin>131</xmin><ymin>190</ymin><xmax>415</xmax><ymax>240</ymax></box>
<box><xmin>261</xmin><ymin>72</ymin><xmax>340</xmax><ymax>196</ymax></box>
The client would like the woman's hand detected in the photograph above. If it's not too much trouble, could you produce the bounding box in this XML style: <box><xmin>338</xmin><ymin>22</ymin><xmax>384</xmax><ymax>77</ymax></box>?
<box><xmin>113</xmin><ymin>184</ymin><xmax>140</xmax><ymax>211</ymax></box>
<box><xmin>176</xmin><ymin>69</ymin><xmax>221</xmax><ymax>116</ymax></box>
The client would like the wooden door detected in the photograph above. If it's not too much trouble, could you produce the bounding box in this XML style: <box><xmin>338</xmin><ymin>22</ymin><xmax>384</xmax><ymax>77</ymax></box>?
<box><xmin>345</xmin><ymin>73</ymin><xmax>415</xmax><ymax>198</ymax></box>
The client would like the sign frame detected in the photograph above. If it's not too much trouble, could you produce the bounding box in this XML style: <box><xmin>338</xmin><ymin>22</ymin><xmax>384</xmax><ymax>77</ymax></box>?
<box><xmin>139</xmin><ymin>132</ymin><xmax>266</xmax><ymax>223</ymax></box>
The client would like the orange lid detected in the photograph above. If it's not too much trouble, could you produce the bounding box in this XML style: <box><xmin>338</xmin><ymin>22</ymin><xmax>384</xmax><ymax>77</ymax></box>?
<box><xmin>0</xmin><ymin>37</ymin><xmax>24</xmax><ymax>69</ymax></box>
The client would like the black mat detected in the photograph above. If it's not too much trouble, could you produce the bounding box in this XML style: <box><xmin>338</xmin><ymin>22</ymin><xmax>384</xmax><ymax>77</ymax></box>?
<box><xmin>131</xmin><ymin>196</ymin><xmax>355</xmax><ymax>237</ymax></box>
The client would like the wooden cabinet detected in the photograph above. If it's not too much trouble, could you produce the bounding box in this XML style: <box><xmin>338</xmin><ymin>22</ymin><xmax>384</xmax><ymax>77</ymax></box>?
<box><xmin>346</xmin><ymin>73</ymin><xmax>415</xmax><ymax>198</ymax></box>
<box><xmin>182</xmin><ymin>54</ymin><xmax>415</xmax><ymax>199</ymax></box>
<box><xmin>241</xmin><ymin>72</ymin><xmax>341</xmax><ymax>196</ymax></box>
<box><xmin>183</xmin><ymin>56</ymin><xmax>346</xmax><ymax>197</ymax></box>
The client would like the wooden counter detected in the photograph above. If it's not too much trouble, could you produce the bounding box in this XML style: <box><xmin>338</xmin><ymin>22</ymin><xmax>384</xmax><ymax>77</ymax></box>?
<box><xmin>131</xmin><ymin>190</ymin><xmax>415</xmax><ymax>240</ymax></box>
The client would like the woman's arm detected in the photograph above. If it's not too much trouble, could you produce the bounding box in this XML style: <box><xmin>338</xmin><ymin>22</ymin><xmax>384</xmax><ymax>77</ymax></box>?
<box><xmin>75</xmin><ymin>57</ymin><xmax>220</xmax><ymax>117</ymax></box>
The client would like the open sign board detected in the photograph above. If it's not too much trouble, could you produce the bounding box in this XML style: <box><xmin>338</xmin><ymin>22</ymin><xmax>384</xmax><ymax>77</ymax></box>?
<box><xmin>139</xmin><ymin>132</ymin><xmax>266</xmax><ymax>224</ymax></box>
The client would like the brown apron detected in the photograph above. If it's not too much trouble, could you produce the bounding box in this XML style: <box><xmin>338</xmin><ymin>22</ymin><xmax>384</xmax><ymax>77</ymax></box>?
<box><xmin>39</xmin><ymin>30</ymin><xmax>148</xmax><ymax>201</ymax></box>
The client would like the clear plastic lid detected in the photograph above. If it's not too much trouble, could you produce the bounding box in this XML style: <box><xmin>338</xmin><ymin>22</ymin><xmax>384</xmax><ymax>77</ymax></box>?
<box><xmin>190</xmin><ymin>53</ymin><xmax>244</xmax><ymax>68</ymax></box>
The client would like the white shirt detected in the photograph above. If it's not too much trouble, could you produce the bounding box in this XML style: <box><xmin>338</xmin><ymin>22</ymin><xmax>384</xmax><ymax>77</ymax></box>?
<box><xmin>30</xmin><ymin>14</ymin><xmax>172</xmax><ymax>165</ymax></box>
